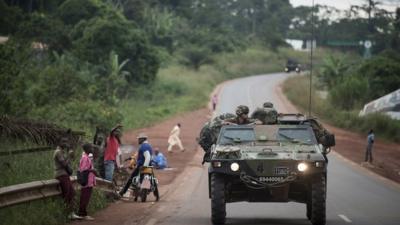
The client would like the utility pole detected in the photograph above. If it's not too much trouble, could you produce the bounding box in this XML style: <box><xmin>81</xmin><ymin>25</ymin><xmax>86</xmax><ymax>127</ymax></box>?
<box><xmin>308</xmin><ymin>0</ymin><xmax>315</xmax><ymax>118</ymax></box>
<box><xmin>367</xmin><ymin>0</ymin><xmax>374</xmax><ymax>33</ymax></box>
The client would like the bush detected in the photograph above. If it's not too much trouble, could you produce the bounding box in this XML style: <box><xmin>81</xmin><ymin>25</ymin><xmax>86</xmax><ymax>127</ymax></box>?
<box><xmin>15</xmin><ymin>13</ymin><xmax>70</xmax><ymax>52</ymax></box>
<box><xmin>329</xmin><ymin>75</ymin><xmax>368</xmax><ymax>110</ymax></box>
<box><xmin>283</xmin><ymin>74</ymin><xmax>400</xmax><ymax>143</ymax></box>
<box><xmin>71</xmin><ymin>15</ymin><xmax>160</xmax><ymax>84</ymax></box>
<box><xmin>30</xmin><ymin>99</ymin><xmax>122</xmax><ymax>131</ymax></box>
<box><xmin>0</xmin><ymin>1</ymin><xmax>24</xmax><ymax>35</ymax></box>
<box><xmin>357</xmin><ymin>55</ymin><xmax>400</xmax><ymax>101</ymax></box>
<box><xmin>179</xmin><ymin>45</ymin><xmax>213</xmax><ymax>70</ymax></box>
<box><xmin>57</xmin><ymin>0</ymin><xmax>100</xmax><ymax>25</ymax></box>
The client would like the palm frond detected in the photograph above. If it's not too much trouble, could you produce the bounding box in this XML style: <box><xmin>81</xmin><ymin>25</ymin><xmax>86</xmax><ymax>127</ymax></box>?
<box><xmin>0</xmin><ymin>116</ymin><xmax>85</xmax><ymax>147</ymax></box>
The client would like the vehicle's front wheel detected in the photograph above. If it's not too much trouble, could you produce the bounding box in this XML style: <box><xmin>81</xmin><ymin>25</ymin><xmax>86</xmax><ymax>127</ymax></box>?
<box><xmin>211</xmin><ymin>173</ymin><xmax>226</xmax><ymax>225</ymax></box>
<box><xmin>311</xmin><ymin>175</ymin><xmax>326</xmax><ymax>225</ymax></box>
<box><xmin>306</xmin><ymin>199</ymin><xmax>312</xmax><ymax>220</ymax></box>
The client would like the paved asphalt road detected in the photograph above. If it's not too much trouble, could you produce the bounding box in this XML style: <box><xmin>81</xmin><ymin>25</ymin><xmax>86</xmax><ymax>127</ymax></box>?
<box><xmin>142</xmin><ymin>73</ymin><xmax>400</xmax><ymax>225</ymax></box>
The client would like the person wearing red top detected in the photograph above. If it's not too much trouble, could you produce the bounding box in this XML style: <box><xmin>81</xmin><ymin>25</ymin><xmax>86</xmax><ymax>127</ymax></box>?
<box><xmin>103</xmin><ymin>125</ymin><xmax>122</xmax><ymax>181</ymax></box>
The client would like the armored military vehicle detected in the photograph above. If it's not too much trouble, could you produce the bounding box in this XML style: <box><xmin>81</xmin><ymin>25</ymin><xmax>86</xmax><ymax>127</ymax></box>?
<box><xmin>285</xmin><ymin>58</ymin><xmax>301</xmax><ymax>73</ymax></box>
<box><xmin>203</xmin><ymin>113</ymin><xmax>335</xmax><ymax>225</ymax></box>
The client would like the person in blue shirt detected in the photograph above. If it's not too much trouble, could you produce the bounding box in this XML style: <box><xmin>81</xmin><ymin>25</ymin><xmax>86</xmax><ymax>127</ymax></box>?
<box><xmin>365</xmin><ymin>129</ymin><xmax>375</xmax><ymax>163</ymax></box>
<box><xmin>119</xmin><ymin>133</ymin><xmax>153</xmax><ymax>197</ymax></box>
<box><xmin>152</xmin><ymin>148</ymin><xmax>167</xmax><ymax>169</ymax></box>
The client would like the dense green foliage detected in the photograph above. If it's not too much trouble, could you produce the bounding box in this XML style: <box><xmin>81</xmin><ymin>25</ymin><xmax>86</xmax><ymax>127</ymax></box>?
<box><xmin>283</xmin><ymin>75</ymin><xmax>400</xmax><ymax>143</ymax></box>
<box><xmin>283</xmin><ymin>49</ymin><xmax>400</xmax><ymax>142</ymax></box>
<box><xmin>318</xmin><ymin>51</ymin><xmax>400</xmax><ymax>110</ymax></box>
<box><xmin>0</xmin><ymin>0</ymin><xmax>300</xmax><ymax>131</ymax></box>
<box><xmin>1</xmin><ymin>0</ymin><xmax>399</xmax><ymax>224</ymax></box>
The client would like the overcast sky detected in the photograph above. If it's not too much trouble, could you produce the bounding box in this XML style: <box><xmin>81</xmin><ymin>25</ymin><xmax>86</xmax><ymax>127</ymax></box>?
<box><xmin>290</xmin><ymin>0</ymin><xmax>398</xmax><ymax>12</ymax></box>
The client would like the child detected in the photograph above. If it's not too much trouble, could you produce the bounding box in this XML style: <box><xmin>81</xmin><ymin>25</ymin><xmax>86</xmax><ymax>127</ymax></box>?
<box><xmin>78</xmin><ymin>143</ymin><xmax>97</xmax><ymax>220</ymax></box>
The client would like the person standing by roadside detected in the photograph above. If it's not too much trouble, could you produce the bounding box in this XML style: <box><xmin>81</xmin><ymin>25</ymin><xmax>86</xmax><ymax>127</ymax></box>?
<box><xmin>365</xmin><ymin>129</ymin><xmax>375</xmax><ymax>163</ymax></box>
<box><xmin>78</xmin><ymin>143</ymin><xmax>97</xmax><ymax>220</ymax></box>
<box><xmin>212</xmin><ymin>94</ymin><xmax>218</xmax><ymax>111</ymax></box>
<box><xmin>168</xmin><ymin>123</ymin><xmax>184</xmax><ymax>153</ymax></box>
<box><xmin>104</xmin><ymin>125</ymin><xmax>122</xmax><ymax>181</ymax></box>
<box><xmin>53</xmin><ymin>138</ymin><xmax>81</xmax><ymax>220</ymax></box>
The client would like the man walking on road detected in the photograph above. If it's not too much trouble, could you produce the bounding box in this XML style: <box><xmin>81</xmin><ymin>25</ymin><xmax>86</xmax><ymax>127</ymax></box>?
<box><xmin>365</xmin><ymin>129</ymin><xmax>375</xmax><ymax>163</ymax></box>
<box><xmin>168</xmin><ymin>123</ymin><xmax>184</xmax><ymax>153</ymax></box>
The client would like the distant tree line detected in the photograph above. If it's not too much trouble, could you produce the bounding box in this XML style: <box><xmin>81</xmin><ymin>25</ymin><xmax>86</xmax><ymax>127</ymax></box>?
<box><xmin>288</xmin><ymin>1</ymin><xmax>400</xmax><ymax>54</ymax></box>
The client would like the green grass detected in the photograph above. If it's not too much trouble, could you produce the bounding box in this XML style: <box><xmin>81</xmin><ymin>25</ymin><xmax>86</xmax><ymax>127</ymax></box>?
<box><xmin>121</xmin><ymin>46</ymin><xmax>317</xmax><ymax>129</ymax></box>
<box><xmin>283</xmin><ymin>74</ymin><xmax>400</xmax><ymax>143</ymax></box>
<box><xmin>0</xmin><ymin>189</ymin><xmax>107</xmax><ymax>225</ymax></box>
<box><xmin>0</xmin><ymin>140</ymin><xmax>108</xmax><ymax>225</ymax></box>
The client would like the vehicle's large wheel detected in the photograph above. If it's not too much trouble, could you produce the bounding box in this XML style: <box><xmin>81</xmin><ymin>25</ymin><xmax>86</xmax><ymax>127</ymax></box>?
<box><xmin>311</xmin><ymin>175</ymin><xmax>326</xmax><ymax>225</ymax></box>
<box><xmin>306</xmin><ymin>199</ymin><xmax>312</xmax><ymax>220</ymax></box>
<box><xmin>211</xmin><ymin>173</ymin><xmax>226</xmax><ymax>225</ymax></box>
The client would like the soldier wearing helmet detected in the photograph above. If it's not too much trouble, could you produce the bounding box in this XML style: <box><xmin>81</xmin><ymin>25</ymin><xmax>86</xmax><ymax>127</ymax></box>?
<box><xmin>119</xmin><ymin>133</ymin><xmax>153</xmax><ymax>197</ymax></box>
<box><xmin>251</xmin><ymin>102</ymin><xmax>278</xmax><ymax>125</ymax></box>
<box><xmin>263</xmin><ymin>102</ymin><xmax>274</xmax><ymax>108</ymax></box>
<box><xmin>224</xmin><ymin>105</ymin><xmax>261</xmax><ymax>125</ymax></box>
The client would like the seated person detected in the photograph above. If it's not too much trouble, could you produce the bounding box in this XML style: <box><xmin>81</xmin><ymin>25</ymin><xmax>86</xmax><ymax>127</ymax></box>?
<box><xmin>152</xmin><ymin>148</ymin><xmax>167</xmax><ymax>169</ymax></box>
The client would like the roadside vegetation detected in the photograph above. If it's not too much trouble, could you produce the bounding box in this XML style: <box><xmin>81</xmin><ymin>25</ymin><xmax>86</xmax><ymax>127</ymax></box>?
<box><xmin>1</xmin><ymin>0</ymin><xmax>399</xmax><ymax>225</ymax></box>
<box><xmin>283</xmin><ymin>50</ymin><xmax>400</xmax><ymax>143</ymax></box>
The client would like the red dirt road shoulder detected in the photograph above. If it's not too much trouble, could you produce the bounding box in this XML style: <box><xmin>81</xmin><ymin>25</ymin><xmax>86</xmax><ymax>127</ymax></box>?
<box><xmin>71</xmin><ymin>108</ymin><xmax>210</xmax><ymax>225</ymax></box>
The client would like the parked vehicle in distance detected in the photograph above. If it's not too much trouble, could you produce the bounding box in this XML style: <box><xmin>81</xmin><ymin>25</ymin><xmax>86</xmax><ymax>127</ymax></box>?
<box><xmin>285</xmin><ymin>59</ymin><xmax>301</xmax><ymax>73</ymax></box>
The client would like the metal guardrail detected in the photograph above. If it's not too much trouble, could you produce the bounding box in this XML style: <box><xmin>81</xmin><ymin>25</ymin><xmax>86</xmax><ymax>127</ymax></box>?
<box><xmin>0</xmin><ymin>177</ymin><xmax>114</xmax><ymax>209</ymax></box>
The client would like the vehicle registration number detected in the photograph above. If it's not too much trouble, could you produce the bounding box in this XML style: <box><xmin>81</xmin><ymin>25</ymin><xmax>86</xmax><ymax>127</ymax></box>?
<box><xmin>258</xmin><ymin>176</ymin><xmax>284</xmax><ymax>182</ymax></box>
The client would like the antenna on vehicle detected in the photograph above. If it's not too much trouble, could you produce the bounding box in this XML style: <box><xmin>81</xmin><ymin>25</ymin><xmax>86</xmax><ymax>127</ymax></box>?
<box><xmin>308</xmin><ymin>0</ymin><xmax>315</xmax><ymax>118</ymax></box>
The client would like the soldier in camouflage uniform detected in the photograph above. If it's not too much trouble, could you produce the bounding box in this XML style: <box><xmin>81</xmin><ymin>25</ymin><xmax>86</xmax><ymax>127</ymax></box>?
<box><xmin>251</xmin><ymin>102</ymin><xmax>278</xmax><ymax>125</ymax></box>
<box><xmin>224</xmin><ymin>105</ymin><xmax>261</xmax><ymax>125</ymax></box>
<box><xmin>199</xmin><ymin>113</ymin><xmax>235</xmax><ymax>164</ymax></box>
<box><xmin>199</xmin><ymin>105</ymin><xmax>261</xmax><ymax>164</ymax></box>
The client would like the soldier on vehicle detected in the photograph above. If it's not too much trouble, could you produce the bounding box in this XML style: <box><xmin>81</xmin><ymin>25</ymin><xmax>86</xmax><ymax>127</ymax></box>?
<box><xmin>251</xmin><ymin>102</ymin><xmax>278</xmax><ymax>125</ymax></box>
<box><xmin>223</xmin><ymin>105</ymin><xmax>262</xmax><ymax>125</ymax></box>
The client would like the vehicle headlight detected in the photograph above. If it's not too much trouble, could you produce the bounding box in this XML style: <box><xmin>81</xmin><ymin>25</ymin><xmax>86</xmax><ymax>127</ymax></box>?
<box><xmin>297</xmin><ymin>162</ymin><xmax>308</xmax><ymax>172</ymax></box>
<box><xmin>212</xmin><ymin>161</ymin><xmax>222</xmax><ymax>168</ymax></box>
<box><xmin>230</xmin><ymin>162</ymin><xmax>240</xmax><ymax>172</ymax></box>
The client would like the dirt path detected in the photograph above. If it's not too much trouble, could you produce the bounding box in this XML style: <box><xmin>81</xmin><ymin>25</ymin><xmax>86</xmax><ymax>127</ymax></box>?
<box><xmin>70</xmin><ymin>107</ymin><xmax>211</xmax><ymax>225</ymax></box>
